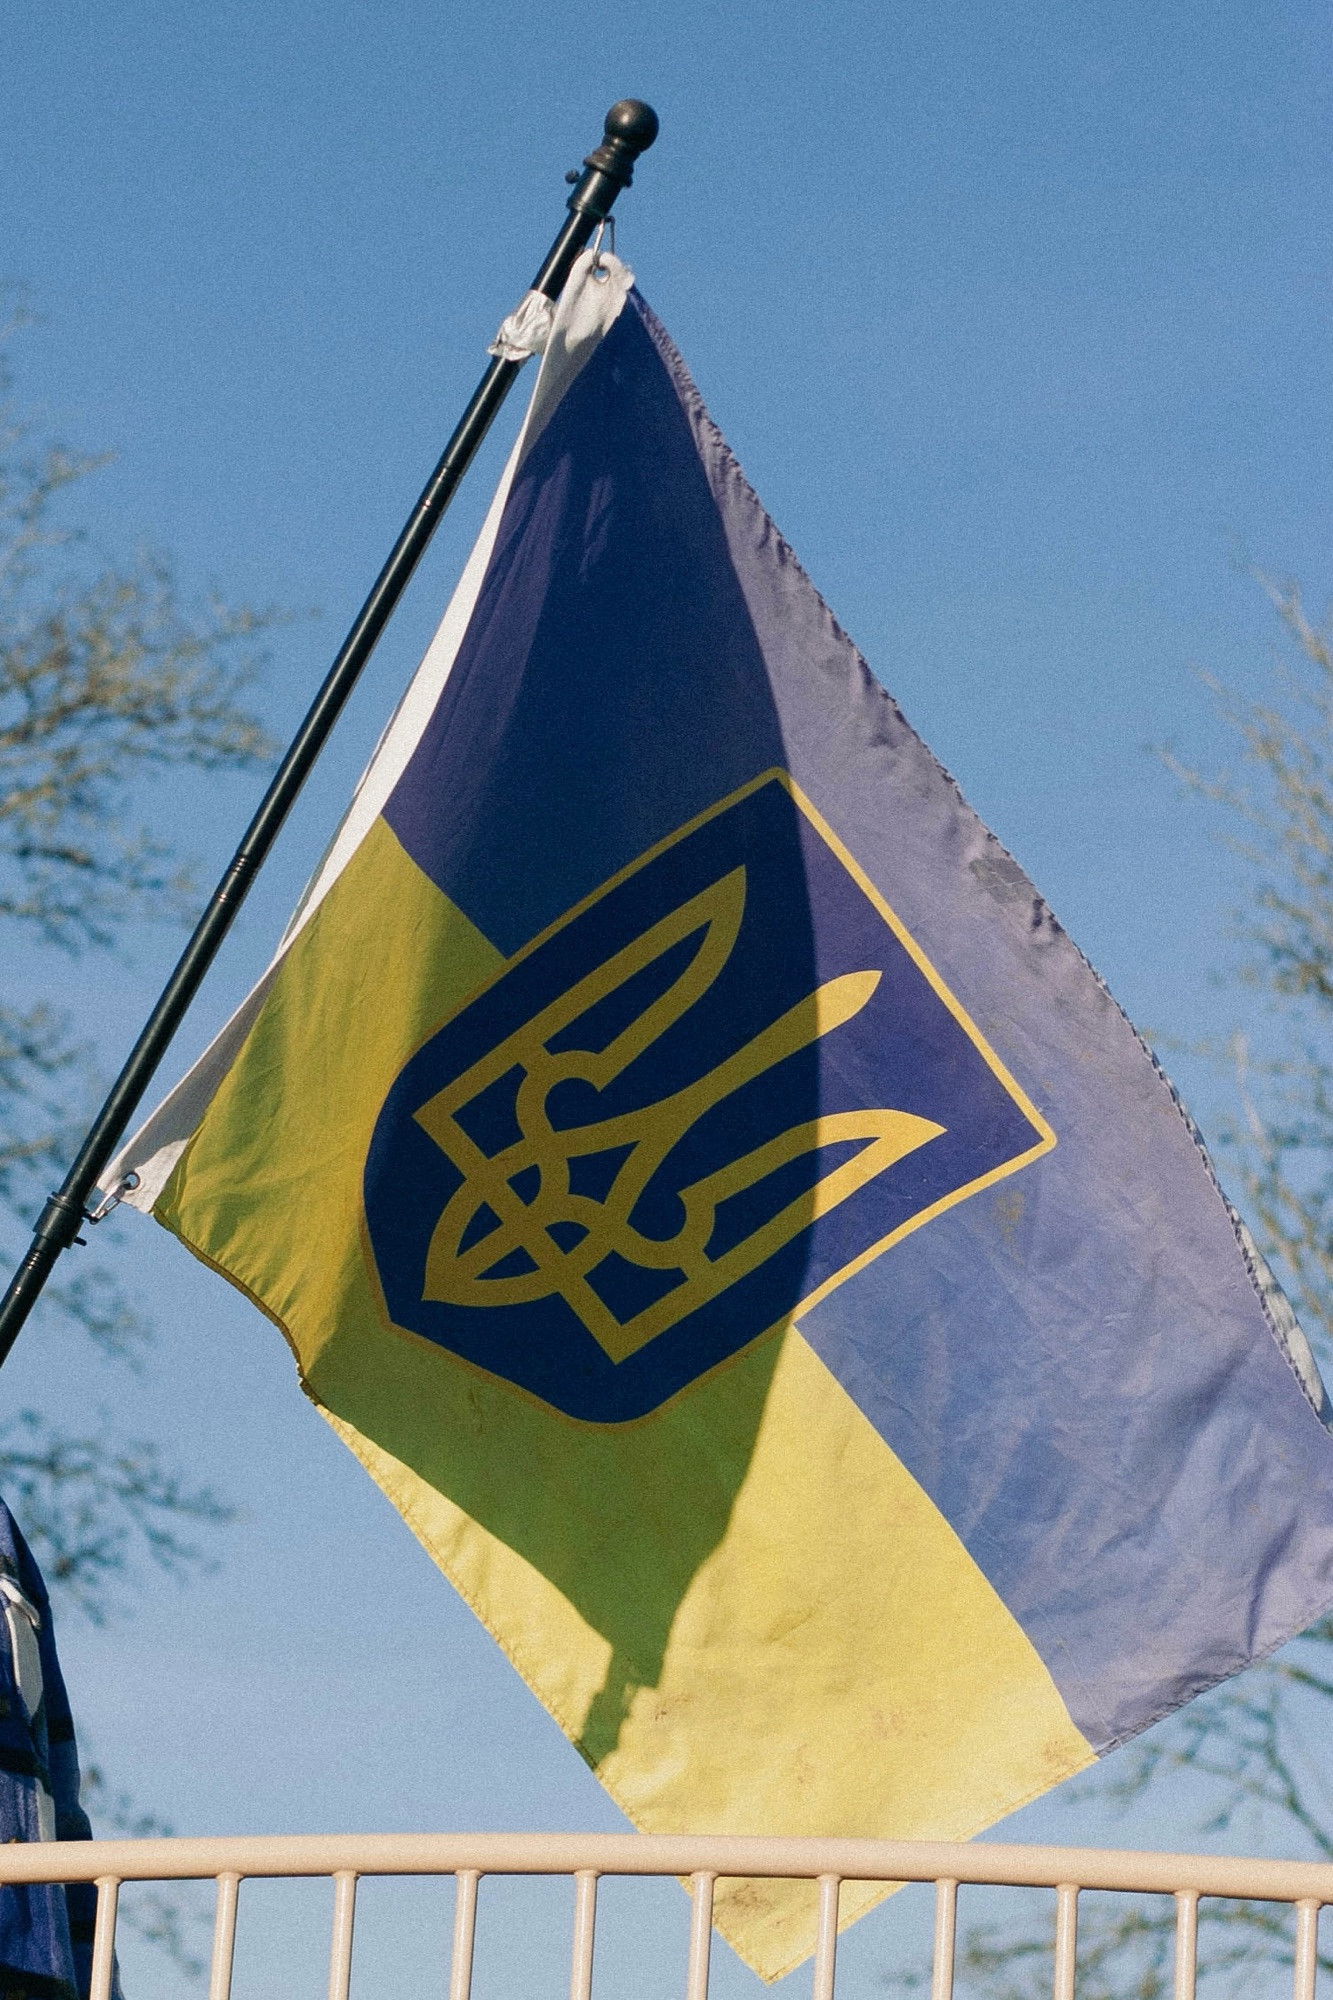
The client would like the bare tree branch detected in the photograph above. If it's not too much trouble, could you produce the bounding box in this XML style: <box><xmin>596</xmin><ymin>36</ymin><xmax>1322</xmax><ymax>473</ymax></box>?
<box><xmin>0</xmin><ymin>320</ymin><xmax>277</xmax><ymax>1975</ymax></box>
<box><xmin>0</xmin><ymin>1411</ymin><xmax>237</xmax><ymax>1622</ymax></box>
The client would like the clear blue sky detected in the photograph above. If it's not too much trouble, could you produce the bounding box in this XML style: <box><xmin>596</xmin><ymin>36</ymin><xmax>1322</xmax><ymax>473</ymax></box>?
<box><xmin>4</xmin><ymin>1</ymin><xmax>1331</xmax><ymax>1993</ymax></box>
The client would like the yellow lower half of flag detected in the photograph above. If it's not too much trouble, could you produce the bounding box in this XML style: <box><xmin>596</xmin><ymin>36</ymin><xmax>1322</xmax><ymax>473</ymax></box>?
<box><xmin>156</xmin><ymin>819</ymin><xmax>1094</xmax><ymax>1981</ymax></box>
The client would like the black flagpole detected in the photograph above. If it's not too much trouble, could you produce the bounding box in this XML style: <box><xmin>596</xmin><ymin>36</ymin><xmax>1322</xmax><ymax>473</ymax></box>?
<box><xmin>0</xmin><ymin>98</ymin><xmax>660</xmax><ymax>1369</ymax></box>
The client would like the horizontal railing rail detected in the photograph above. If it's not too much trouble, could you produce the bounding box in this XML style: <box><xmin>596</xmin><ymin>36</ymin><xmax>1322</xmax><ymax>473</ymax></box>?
<box><xmin>13</xmin><ymin>1831</ymin><xmax>1326</xmax><ymax>2000</ymax></box>
<box><xmin>11</xmin><ymin>1830</ymin><xmax>1333</xmax><ymax>1896</ymax></box>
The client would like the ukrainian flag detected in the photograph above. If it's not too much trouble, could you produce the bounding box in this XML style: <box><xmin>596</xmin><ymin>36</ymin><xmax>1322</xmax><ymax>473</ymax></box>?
<box><xmin>110</xmin><ymin>251</ymin><xmax>1333</xmax><ymax>1979</ymax></box>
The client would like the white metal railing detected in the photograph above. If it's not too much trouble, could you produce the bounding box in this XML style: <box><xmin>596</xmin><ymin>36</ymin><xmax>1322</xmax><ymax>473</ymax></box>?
<box><xmin>9</xmin><ymin>1831</ymin><xmax>1329</xmax><ymax>2000</ymax></box>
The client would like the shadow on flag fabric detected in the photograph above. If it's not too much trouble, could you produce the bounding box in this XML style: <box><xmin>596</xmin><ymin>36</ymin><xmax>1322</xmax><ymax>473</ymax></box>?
<box><xmin>108</xmin><ymin>250</ymin><xmax>1333</xmax><ymax>1980</ymax></box>
<box><xmin>0</xmin><ymin>1500</ymin><xmax>107</xmax><ymax>2000</ymax></box>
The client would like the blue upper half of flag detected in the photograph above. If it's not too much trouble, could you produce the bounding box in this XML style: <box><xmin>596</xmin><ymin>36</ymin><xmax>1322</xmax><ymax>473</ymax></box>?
<box><xmin>363</xmin><ymin>287</ymin><xmax>1333</xmax><ymax>1755</ymax></box>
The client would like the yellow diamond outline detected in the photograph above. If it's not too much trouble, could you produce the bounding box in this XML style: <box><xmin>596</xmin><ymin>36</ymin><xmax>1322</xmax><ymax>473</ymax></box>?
<box><xmin>391</xmin><ymin>766</ymin><xmax>1056</xmax><ymax>1362</ymax></box>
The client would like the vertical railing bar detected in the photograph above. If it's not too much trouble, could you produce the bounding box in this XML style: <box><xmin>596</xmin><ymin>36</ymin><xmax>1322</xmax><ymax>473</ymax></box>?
<box><xmin>1172</xmin><ymin>1889</ymin><xmax>1198</xmax><ymax>2000</ymax></box>
<box><xmin>327</xmin><ymin>1870</ymin><xmax>359</xmax><ymax>2000</ymax></box>
<box><xmin>88</xmin><ymin>1875</ymin><xmax>120</xmax><ymax>2000</ymax></box>
<box><xmin>931</xmin><ymin>1879</ymin><xmax>958</xmax><ymax>2000</ymax></box>
<box><xmin>686</xmin><ymin>1871</ymin><xmax>715</xmax><ymax>2000</ymax></box>
<box><xmin>1292</xmin><ymin>1897</ymin><xmax>1320</xmax><ymax>2000</ymax></box>
<box><xmin>449</xmin><ymin>1868</ymin><xmax>480</xmax><ymax>2000</ymax></box>
<box><xmin>1052</xmin><ymin>1884</ymin><xmax>1078</xmax><ymax>2000</ymax></box>
<box><xmin>209</xmin><ymin>1871</ymin><xmax>242</xmax><ymax>2000</ymax></box>
<box><xmin>812</xmin><ymin>1875</ymin><xmax>840</xmax><ymax>2000</ymax></box>
<box><xmin>570</xmin><ymin>1870</ymin><xmax>598</xmax><ymax>2000</ymax></box>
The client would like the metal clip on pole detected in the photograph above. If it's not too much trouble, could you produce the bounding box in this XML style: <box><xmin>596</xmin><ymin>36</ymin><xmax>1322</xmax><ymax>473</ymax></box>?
<box><xmin>0</xmin><ymin>100</ymin><xmax>659</xmax><ymax>1369</ymax></box>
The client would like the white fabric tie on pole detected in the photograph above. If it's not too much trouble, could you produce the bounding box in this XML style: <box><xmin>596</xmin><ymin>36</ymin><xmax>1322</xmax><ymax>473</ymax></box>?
<box><xmin>487</xmin><ymin>290</ymin><xmax>556</xmax><ymax>361</ymax></box>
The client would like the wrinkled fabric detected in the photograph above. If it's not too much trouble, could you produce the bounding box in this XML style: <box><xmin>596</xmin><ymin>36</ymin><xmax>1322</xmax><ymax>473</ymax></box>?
<box><xmin>0</xmin><ymin>1503</ymin><xmax>105</xmax><ymax>2000</ymax></box>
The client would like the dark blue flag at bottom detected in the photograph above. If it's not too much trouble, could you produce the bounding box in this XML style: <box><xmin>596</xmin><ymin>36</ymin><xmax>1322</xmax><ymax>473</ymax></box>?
<box><xmin>0</xmin><ymin>1500</ymin><xmax>106</xmax><ymax>2000</ymax></box>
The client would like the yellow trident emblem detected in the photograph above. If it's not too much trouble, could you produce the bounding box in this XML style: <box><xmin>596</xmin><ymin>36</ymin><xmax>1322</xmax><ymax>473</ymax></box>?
<box><xmin>413</xmin><ymin>866</ymin><xmax>945</xmax><ymax>1365</ymax></box>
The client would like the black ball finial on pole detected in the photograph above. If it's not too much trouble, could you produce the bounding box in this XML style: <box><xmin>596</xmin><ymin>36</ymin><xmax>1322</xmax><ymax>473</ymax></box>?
<box><xmin>534</xmin><ymin>100</ymin><xmax>660</xmax><ymax>293</ymax></box>
<box><xmin>584</xmin><ymin>100</ymin><xmax>661</xmax><ymax>183</ymax></box>
<box><xmin>0</xmin><ymin>100</ymin><xmax>661</xmax><ymax>1370</ymax></box>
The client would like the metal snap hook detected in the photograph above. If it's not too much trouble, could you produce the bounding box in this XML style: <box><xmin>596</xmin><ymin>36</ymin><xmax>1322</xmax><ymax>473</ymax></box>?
<box><xmin>84</xmin><ymin>1171</ymin><xmax>140</xmax><ymax>1224</ymax></box>
<box><xmin>589</xmin><ymin>215</ymin><xmax>616</xmax><ymax>279</ymax></box>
